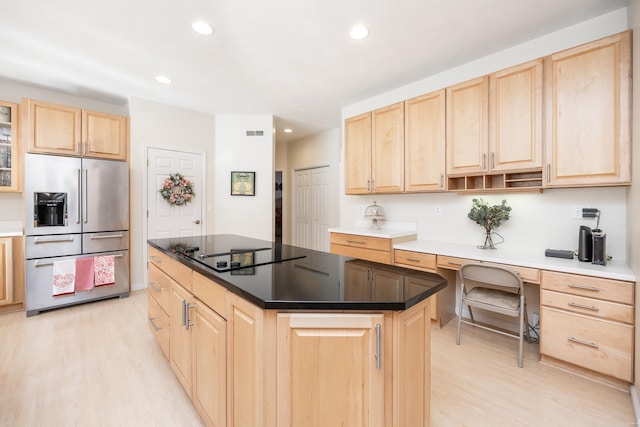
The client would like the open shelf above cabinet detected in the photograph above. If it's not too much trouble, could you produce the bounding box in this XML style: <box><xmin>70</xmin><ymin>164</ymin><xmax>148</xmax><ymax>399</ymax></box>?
<box><xmin>447</xmin><ymin>170</ymin><xmax>543</xmax><ymax>193</ymax></box>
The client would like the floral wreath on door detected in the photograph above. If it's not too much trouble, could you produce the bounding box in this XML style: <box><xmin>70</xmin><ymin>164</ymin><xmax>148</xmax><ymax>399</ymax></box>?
<box><xmin>160</xmin><ymin>173</ymin><xmax>195</xmax><ymax>206</ymax></box>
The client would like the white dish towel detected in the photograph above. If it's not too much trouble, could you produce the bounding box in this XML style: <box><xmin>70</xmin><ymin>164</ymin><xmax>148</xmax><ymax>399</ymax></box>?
<box><xmin>53</xmin><ymin>259</ymin><xmax>76</xmax><ymax>296</ymax></box>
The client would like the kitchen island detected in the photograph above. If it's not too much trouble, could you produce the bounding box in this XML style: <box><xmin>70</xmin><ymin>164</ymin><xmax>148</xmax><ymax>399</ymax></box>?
<box><xmin>147</xmin><ymin>234</ymin><xmax>446</xmax><ymax>427</ymax></box>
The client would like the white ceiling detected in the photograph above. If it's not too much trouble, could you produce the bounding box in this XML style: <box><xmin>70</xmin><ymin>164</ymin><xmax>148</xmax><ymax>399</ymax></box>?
<box><xmin>0</xmin><ymin>0</ymin><xmax>629</xmax><ymax>144</ymax></box>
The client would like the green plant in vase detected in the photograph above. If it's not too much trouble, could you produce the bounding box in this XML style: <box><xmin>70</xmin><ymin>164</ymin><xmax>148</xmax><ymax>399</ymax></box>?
<box><xmin>467</xmin><ymin>198</ymin><xmax>511</xmax><ymax>249</ymax></box>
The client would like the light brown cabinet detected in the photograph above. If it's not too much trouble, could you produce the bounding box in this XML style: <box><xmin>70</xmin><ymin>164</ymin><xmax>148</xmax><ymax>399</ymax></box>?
<box><xmin>0</xmin><ymin>238</ymin><xmax>13</xmax><ymax>306</ymax></box>
<box><xmin>24</xmin><ymin>98</ymin><xmax>128</xmax><ymax>161</ymax></box>
<box><xmin>544</xmin><ymin>31</ymin><xmax>631</xmax><ymax>187</ymax></box>
<box><xmin>404</xmin><ymin>90</ymin><xmax>446</xmax><ymax>192</ymax></box>
<box><xmin>330</xmin><ymin>231</ymin><xmax>416</xmax><ymax>265</ymax></box>
<box><xmin>446</xmin><ymin>76</ymin><xmax>489</xmax><ymax>176</ymax></box>
<box><xmin>169</xmin><ymin>281</ymin><xmax>195</xmax><ymax>398</ymax></box>
<box><xmin>344</xmin><ymin>102</ymin><xmax>404</xmax><ymax>194</ymax></box>
<box><xmin>540</xmin><ymin>270</ymin><xmax>634</xmax><ymax>384</ymax></box>
<box><xmin>276</xmin><ymin>312</ymin><xmax>385</xmax><ymax>427</ymax></box>
<box><xmin>0</xmin><ymin>101</ymin><xmax>20</xmax><ymax>192</ymax></box>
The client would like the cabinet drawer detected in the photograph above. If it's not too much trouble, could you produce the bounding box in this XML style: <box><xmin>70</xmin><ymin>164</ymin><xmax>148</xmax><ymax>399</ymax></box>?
<box><xmin>148</xmin><ymin>263</ymin><xmax>172</xmax><ymax>313</ymax></box>
<box><xmin>541</xmin><ymin>270</ymin><xmax>634</xmax><ymax>304</ymax></box>
<box><xmin>436</xmin><ymin>255</ymin><xmax>540</xmax><ymax>283</ymax></box>
<box><xmin>148</xmin><ymin>246</ymin><xmax>172</xmax><ymax>274</ymax></box>
<box><xmin>540</xmin><ymin>307</ymin><xmax>633</xmax><ymax>382</ymax></box>
<box><xmin>193</xmin><ymin>271</ymin><xmax>227</xmax><ymax>316</ymax></box>
<box><xmin>148</xmin><ymin>292</ymin><xmax>170</xmax><ymax>360</ymax></box>
<box><xmin>394</xmin><ymin>250</ymin><xmax>437</xmax><ymax>272</ymax></box>
<box><xmin>541</xmin><ymin>289</ymin><xmax>633</xmax><ymax>324</ymax></box>
<box><xmin>330</xmin><ymin>233</ymin><xmax>391</xmax><ymax>252</ymax></box>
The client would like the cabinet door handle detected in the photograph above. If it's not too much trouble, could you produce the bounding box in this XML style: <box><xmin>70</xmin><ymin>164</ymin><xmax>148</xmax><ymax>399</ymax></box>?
<box><xmin>181</xmin><ymin>300</ymin><xmax>187</xmax><ymax>328</ymax></box>
<box><xmin>568</xmin><ymin>302</ymin><xmax>599</xmax><ymax>311</ymax></box>
<box><xmin>490</xmin><ymin>152</ymin><xmax>495</xmax><ymax>169</ymax></box>
<box><xmin>346</xmin><ymin>240</ymin><xmax>366</xmax><ymax>245</ymax></box>
<box><xmin>375</xmin><ymin>324</ymin><xmax>382</xmax><ymax>369</ymax></box>
<box><xmin>568</xmin><ymin>284</ymin><xmax>600</xmax><ymax>292</ymax></box>
<box><xmin>148</xmin><ymin>317</ymin><xmax>161</xmax><ymax>332</ymax></box>
<box><xmin>185</xmin><ymin>302</ymin><xmax>196</xmax><ymax>330</ymax></box>
<box><xmin>568</xmin><ymin>337</ymin><xmax>599</xmax><ymax>349</ymax></box>
<box><xmin>440</xmin><ymin>174</ymin><xmax>444</xmax><ymax>188</ymax></box>
<box><xmin>546</xmin><ymin>164</ymin><xmax>551</xmax><ymax>183</ymax></box>
<box><xmin>148</xmin><ymin>281</ymin><xmax>161</xmax><ymax>292</ymax></box>
<box><xmin>482</xmin><ymin>153</ymin><xmax>486</xmax><ymax>169</ymax></box>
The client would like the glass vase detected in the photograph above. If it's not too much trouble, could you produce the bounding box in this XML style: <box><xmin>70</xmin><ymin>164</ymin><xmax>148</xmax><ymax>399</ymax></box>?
<box><xmin>479</xmin><ymin>229</ymin><xmax>496</xmax><ymax>249</ymax></box>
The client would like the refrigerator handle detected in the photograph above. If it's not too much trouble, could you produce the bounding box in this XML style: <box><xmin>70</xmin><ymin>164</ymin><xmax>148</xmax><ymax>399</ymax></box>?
<box><xmin>83</xmin><ymin>169</ymin><xmax>88</xmax><ymax>224</ymax></box>
<box><xmin>76</xmin><ymin>169</ymin><xmax>81</xmax><ymax>224</ymax></box>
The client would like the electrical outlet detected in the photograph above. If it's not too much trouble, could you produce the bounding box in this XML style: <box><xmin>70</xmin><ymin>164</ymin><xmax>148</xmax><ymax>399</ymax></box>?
<box><xmin>571</xmin><ymin>205</ymin><xmax>584</xmax><ymax>219</ymax></box>
<box><xmin>434</xmin><ymin>205</ymin><xmax>441</xmax><ymax>216</ymax></box>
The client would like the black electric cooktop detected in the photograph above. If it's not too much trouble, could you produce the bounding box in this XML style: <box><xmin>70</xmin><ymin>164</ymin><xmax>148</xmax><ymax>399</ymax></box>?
<box><xmin>172</xmin><ymin>234</ymin><xmax>307</xmax><ymax>273</ymax></box>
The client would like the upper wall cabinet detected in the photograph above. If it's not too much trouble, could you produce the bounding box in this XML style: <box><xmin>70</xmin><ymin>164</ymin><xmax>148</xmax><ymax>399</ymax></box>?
<box><xmin>404</xmin><ymin>90</ymin><xmax>446</xmax><ymax>192</ymax></box>
<box><xmin>24</xmin><ymin>99</ymin><xmax>128</xmax><ymax>161</ymax></box>
<box><xmin>446</xmin><ymin>76</ymin><xmax>489</xmax><ymax>176</ymax></box>
<box><xmin>0</xmin><ymin>101</ymin><xmax>20</xmax><ymax>192</ymax></box>
<box><xmin>345</xmin><ymin>102</ymin><xmax>404</xmax><ymax>194</ymax></box>
<box><xmin>489</xmin><ymin>59</ymin><xmax>543</xmax><ymax>172</ymax></box>
<box><xmin>545</xmin><ymin>31</ymin><xmax>631</xmax><ymax>187</ymax></box>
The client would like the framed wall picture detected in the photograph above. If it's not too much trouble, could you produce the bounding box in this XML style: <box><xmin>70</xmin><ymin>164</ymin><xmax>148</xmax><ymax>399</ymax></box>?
<box><xmin>231</xmin><ymin>171</ymin><xmax>255</xmax><ymax>196</ymax></box>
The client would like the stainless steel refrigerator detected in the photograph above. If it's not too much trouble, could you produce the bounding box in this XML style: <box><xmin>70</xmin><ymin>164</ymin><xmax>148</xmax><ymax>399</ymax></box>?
<box><xmin>24</xmin><ymin>153</ymin><xmax>129</xmax><ymax>316</ymax></box>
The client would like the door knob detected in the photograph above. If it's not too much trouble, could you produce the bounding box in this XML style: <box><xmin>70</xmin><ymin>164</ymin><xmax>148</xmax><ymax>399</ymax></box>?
<box><xmin>194</xmin><ymin>219</ymin><xmax>201</xmax><ymax>224</ymax></box>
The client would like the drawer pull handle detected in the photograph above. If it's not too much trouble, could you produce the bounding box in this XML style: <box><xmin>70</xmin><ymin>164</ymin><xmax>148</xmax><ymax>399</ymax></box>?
<box><xmin>148</xmin><ymin>281</ymin><xmax>161</xmax><ymax>292</ymax></box>
<box><xmin>346</xmin><ymin>240</ymin><xmax>366</xmax><ymax>245</ymax></box>
<box><xmin>568</xmin><ymin>302</ymin><xmax>599</xmax><ymax>312</ymax></box>
<box><xmin>406</xmin><ymin>257</ymin><xmax>421</xmax><ymax>262</ymax></box>
<box><xmin>148</xmin><ymin>317</ymin><xmax>161</xmax><ymax>332</ymax></box>
<box><xmin>568</xmin><ymin>337</ymin><xmax>599</xmax><ymax>349</ymax></box>
<box><xmin>568</xmin><ymin>284</ymin><xmax>600</xmax><ymax>292</ymax></box>
<box><xmin>149</xmin><ymin>256</ymin><xmax>161</xmax><ymax>263</ymax></box>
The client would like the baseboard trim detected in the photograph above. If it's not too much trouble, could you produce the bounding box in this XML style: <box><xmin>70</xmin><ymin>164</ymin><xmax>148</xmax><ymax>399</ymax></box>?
<box><xmin>630</xmin><ymin>384</ymin><xmax>640</xmax><ymax>426</ymax></box>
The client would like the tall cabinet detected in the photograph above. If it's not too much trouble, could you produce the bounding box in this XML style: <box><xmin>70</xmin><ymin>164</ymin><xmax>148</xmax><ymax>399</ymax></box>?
<box><xmin>545</xmin><ymin>31</ymin><xmax>631</xmax><ymax>187</ymax></box>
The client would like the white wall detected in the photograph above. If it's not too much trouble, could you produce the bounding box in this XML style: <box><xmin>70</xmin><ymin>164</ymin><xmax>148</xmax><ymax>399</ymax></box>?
<box><xmin>284</xmin><ymin>128</ymin><xmax>341</xmax><ymax>245</ymax></box>
<box><xmin>129</xmin><ymin>97</ymin><xmax>215</xmax><ymax>289</ymax></box>
<box><xmin>339</xmin><ymin>8</ymin><xmax>631</xmax><ymax>261</ymax></box>
<box><xmin>213</xmin><ymin>115</ymin><xmax>274</xmax><ymax>241</ymax></box>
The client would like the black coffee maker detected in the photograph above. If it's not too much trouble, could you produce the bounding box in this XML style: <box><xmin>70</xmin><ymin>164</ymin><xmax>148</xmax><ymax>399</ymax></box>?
<box><xmin>577</xmin><ymin>209</ymin><xmax>606</xmax><ymax>265</ymax></box>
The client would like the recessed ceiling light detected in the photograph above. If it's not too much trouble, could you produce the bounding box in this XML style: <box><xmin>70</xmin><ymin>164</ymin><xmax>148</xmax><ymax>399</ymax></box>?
<box><xmin>156</xmin><ymin>75</ymin><xmax>172</xmax><ymax>84</ymax></box>
<box><xmin>349</xmin><ymin>25</ymin><xmax>369</xmax><ymax>40</ymax></box>
<box><xmin>284</xmin><ymin>128</ymin><xmax>293</xmax><ymax>133</ymax></box>
<box><xmin>192</xmin><ymin>20</ymin><xmax>214</xmax><ymax>35</ymax></box>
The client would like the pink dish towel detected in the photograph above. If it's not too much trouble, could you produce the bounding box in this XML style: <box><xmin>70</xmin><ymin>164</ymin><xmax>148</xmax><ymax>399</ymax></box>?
<box><xmin>94</xmin><ymin>255</ymin><xmax>115</xmax><ymax>286</ymax></box>
<box><xmin>53</xmin><ymin>259</ymin><xmax>75</xmax><ymax>296</ymax></box>
<box><xmin>75</xmin><ymin>257</ymin><xmax>95</xmax><ymax>292</ymax></box>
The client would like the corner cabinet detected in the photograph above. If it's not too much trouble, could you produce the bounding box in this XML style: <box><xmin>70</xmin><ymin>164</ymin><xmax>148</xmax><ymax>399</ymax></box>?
<box><xmin>24</xmin><ymin>98</ymin><xmax>128</xmax><ymax>161</ymax></box>
<box><xmin>344</xmin><ymin>102</ymin><xmax>404</xmax><ymax>194</ymax></box>
<box><xmin>0</xmin><ymin>101</ymin><xmax>20</xmax><ymax>192</ymax></box>
<box><xmin>544</xmin><ymin>31</ymin><xmax>631</xmax><ymax>187</ymax></box>
<box><xmin>404</xmin><ymin>90</ymin><xmax>446</xmax><ymax>192</ymax></box>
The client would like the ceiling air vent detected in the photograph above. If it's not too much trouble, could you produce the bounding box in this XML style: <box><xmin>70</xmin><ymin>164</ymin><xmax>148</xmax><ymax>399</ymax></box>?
<box><xmin>245</xmin><ymin>130</ymin><xmax>264</xmax><ymax>136</ymax></box>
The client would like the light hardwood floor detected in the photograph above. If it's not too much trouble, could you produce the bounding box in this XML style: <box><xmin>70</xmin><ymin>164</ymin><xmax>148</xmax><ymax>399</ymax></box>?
<box><xmin>0</xmin><ymin>290</ymin><xmax>635</xmax><ymax>426</ymax></box>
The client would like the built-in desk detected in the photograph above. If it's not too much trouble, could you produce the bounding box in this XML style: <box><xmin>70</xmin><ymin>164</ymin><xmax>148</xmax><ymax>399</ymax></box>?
<box><xmin>393</xmin><ymin>239</ymin><xmax>636</xmax><ymax>388</ymax></box>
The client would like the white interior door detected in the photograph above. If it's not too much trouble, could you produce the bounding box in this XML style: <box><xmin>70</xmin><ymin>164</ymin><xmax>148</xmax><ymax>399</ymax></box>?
<box><xmin>294</xmin><ymin>166</ymin><xmax>329</xmax><ymax>251</ymax></box>
<box><xmin>147</xmin><ymin>148</ymin><xmax>204</xmax><ymax>240</ymax></box>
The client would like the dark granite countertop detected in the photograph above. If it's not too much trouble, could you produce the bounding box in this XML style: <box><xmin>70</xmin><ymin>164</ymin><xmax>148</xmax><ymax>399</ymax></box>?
<box><xmin>148</xmin><ymin>234</ymin><xmax>447</xmax><ymax>311</ymax></box>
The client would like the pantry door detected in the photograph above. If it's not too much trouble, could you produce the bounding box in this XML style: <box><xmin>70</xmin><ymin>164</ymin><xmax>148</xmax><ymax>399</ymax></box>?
<box><xmin>147</xmin><ymin>147</ymin><xmax>204</xmax><ymax>240</ymax></box>
<box><xmin>293</xmin><ymin>166</ymin><xmax>329</xmax><ymax>251</ymax></box>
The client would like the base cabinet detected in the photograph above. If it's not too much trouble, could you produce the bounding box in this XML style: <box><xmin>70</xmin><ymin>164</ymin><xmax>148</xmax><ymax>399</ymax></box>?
<box><xmin>540</xmin><ymin>270</ymin><xmax>634</xmax><ymax>384</ymax></box>
<box><xmin>276</xmin><ymin>313</ymin><xmax>385</xmax><ymax>427</ymax></box>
